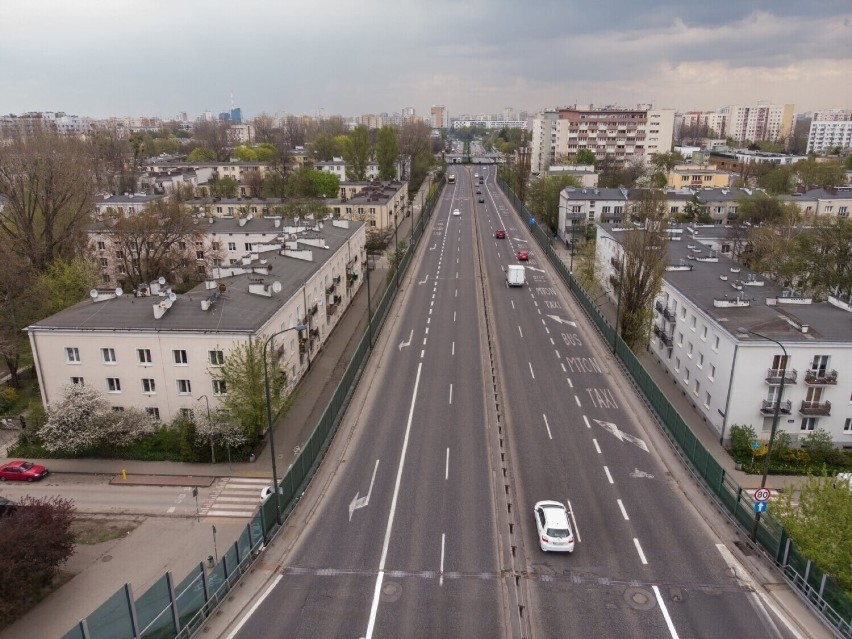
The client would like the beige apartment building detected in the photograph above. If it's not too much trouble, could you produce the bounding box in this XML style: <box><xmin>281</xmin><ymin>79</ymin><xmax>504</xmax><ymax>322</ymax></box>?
<box><xmin>666</xmin><ymin>164</ymin><xmax>732</xmax><ymax>189</ymax></box>
<box><xmin>327</xmin><ymin>180</ymin><xmax>408</xmax><ymax>231</ymax></box>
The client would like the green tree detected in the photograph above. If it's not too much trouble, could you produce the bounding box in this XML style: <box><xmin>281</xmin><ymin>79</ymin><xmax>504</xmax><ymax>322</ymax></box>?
<box><xmin>526</xmin><ymin>174</ymin><xmax>581</xmax><ymax>232</ymax></box>
<box><xmin>309</xmin><ymin>132</ymin><xmax>343</xmax><ymax>161</ymax></box>
<box><xmin>344</xmin><ymin>125</ymin><xmax>371</xmax><ymax>182</ymax></box>
<box><xmin>309</xmin><ymin>170</ymin><xmax>340</xmax><ymax>198</ymax></box>
<box><xmin>376</xmin><ymin>126</ymin><xmax>399</xmax><ymax>180</ymax></box>
<box><xmin>758</xmin><ymin>166</ymin><xmax>794</xmax><ymax>194</ymax></box>
<box><xmin>254</xmin><ymin>143</ymin><xmax>277</xmax><ymax>163</ymax></box>
<box><xmin>738</xmin><ymin>193</ymin><xmax>784</xmax><ymax>225</ymax></box>
<box><xmin>790</xmin><ymin>217</ymin><xmax>852</xmax><ymax>299</ymax></box>
<box><xmin>284</xmin><ymin>167</ymin><xmax>317</xmax><ymax>197</ymax></box>
<box><xmin>187</xmin><ymin>147</ymin><xmax>216</xmax><ymax>162</ymax></box>
<box><xmin>794</xmin><ymin>157</ymin><xmax>846</xmax><ymax>190</ymax></box>
<box><xmin>213</xmin><ymin>339</ymin><xmax>288</xmax><ymax>444</ymax></box>
<box><xmin>262</xmin><ymin>172</ymin><xmax>288</xmax><ymax>198</ymax></box>
<box><xmin>844</xmin><ymin>155</ymin><xmax>852</xmax><ymax>171</ymax></box>
<box><xmin>233</xmin><ymin>145</ymin><xmax>258</xmax><ymax>161</ymax></box>
<box><xmin>679</xmin><ymin>193</ymin><xmax>712</xmax><ymax>224</ymax></box>
<box><xmin>776</xmin><ymin>474</ymin><xmax>852</xmax><ymax>592</ymax></box>
<box><xmin>575</xmin><ymin>149</ymin><xmax>596</xmax><ymax>165</ymax></box>
<box><xmin>650</xmin><ymin>151</ymin><xmax>684</xmax><ymax>173</ymax></box>
<box><xmin>212</xmin><ymin>176</ymin><xmax>239</xmax><ymax>198</ymax></box>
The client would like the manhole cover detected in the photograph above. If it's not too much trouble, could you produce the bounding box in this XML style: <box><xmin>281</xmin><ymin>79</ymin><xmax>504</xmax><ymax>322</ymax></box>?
<box><xmin>381</xmin><ymin>581</ymin><xmax>402</xmax><ymax>602</ymax></box>
<box><xmin>624</xmin><ymin>586</ymin><xmax>655</xmax><ymax>611</ymax></box>
<box><xmin>101</xmin><ymin>555</ymin><xmax>113</xmax><ymax>563</ymax></box>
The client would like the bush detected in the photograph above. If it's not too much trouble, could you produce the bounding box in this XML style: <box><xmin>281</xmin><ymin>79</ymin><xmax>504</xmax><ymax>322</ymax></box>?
<box><xmin>728</xmin><ymin>424</ymin><xmax>757</xmax><ymax>461</ymax></box>
<box><xmin>0</xmin><ymin>386</ymin><xmax>18</xmax><ymax>412</ymax></box>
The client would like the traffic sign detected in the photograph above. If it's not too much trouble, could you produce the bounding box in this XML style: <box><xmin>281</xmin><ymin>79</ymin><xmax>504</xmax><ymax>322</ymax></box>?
<box><xmin>751</xmin><ymin>441</ymin><xmax>760</xmax><ymax>450</ymax></box>
<box><xmin>754</xmin><ymin>488</ymin><xmax>772</xmax><ymax>502</ymax></box>
<box><xmin>754</xmin><ymin>501</ymin><xmax>768</xmax><ymax>514</ymax></box>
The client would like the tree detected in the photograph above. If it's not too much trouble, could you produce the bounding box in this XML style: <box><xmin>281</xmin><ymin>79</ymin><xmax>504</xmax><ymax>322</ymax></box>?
<box><xmin>211</xmin><ymin>176</ymin><xmax>238</xmax><ymax>198</ymax></box>
<box><xmin>844</xmin><ymin>155</ymin><xmax>852</xmax><ymax>171</ymax></box>
<box><xmin>677</xmin><ymin>193</ymin><xmax>712</xmax><ymax>224</ymax></box>
<box><xmin>103</xmin><ymin>199</ymin><xmax>204</xmax><ymax>289</ymax></box>
<box><xmin>0</xmin><ymin>127</ymin><xmax>96</xmax><ymax>271</ymax></box>
<box><xmin>262</xmin><ymin>172</ymin><xmax>288</xmax><ymax>198</ymax></box>
<box><xmin>254</xmin><ymin>143</ymin><xmax>277</xmax><ymax>163</ymax></box>
<box><xmin>213</xmin><ymin>339</ymin><xmax>288</xmax><ymax>444</ymax></box>
<box><xmin>233</xmin><ymin>145</ymin><xmax>257</xmax><ymax>162</ymax></box>
<box><xmin>793</xmin><ymin>158</ymin><xmax>846</xmax><ymax>190</ymax></box>
<box><xmin>650</xmin><ymin>151</ymin><xmax>684</xmax><ymax>174</ymax></box>
<box><xmin>187</xmin><ymin>147</ymin><xmax>216</xmax><ymax>162</ymax></box>
<box><xmin>776</xmin><ymin>474</ymin><xmax>852</xmax><ymax>592</ymax></box>
<box><xmin>193</xmin><ymin>120</ymin><xmax>232</xmax><ymax>162</ymax></box>
<box><xmin>758</xmin><ymin>166</ymin><xmax>794</xmax><ymax>194</ymax></box>
<box><xmin>397</xmin><ymin>121</ymin><xmax>434</xmax><ymax>188</ymax></box>
<box><xmin>526</xmin><ymin>174</ymin><xmax>581</xmax><ymax>232</ymax></box>
<box><xmin>0</xmin><ymin>252</ymin><xmax>44</xmax><ymax>387</ymax></box>
<box><xmin>0</xmin><ymin>495</ymin><xmax>75</xmax><ymax>626</ymax></box>
<box><xmin>575</xmin><ymin>149</ymin><xmax>596</xmax><ymax>165</ymax></box>
<box><xmin>309</xmin><ymin>170</ymin><xmax>340</xmax><ymax>198</ymax></box>
<box><xmin>738</xmin><ymin>193</ymin><xmax>785</xmax><ymax>225</ymax></box>
<box><xmin>309</xmin><ymin>132</ymin><xmax>343</xmax><ymax>162</ymax></box>
<box><xmin>344</xmin><ymin>126</ymin><xmax>371</xmax><ymax>182</ymax></box>
<box><xmin>598</xmin><ymin>156</ymin><xmax>646</xmax><ymax>188</ymax></box>
<box><xmin>376</xmin><ymin>126</ymin><xmax>399</xmax><ymax>180</ymax></box>
<box><xmin>193</xmin><ymin>407</ymin><xmax>247</xmax><ymax>462</ymax></box>
<box><xmin>791</xmin><ymin>218</ymin><xmax>852</xmax><ymax>299</ymax></box>
<box><xmin>741</xmin><ymin>203</ymin><xmax>801</xmax><ymax>285</ymax></box>
<box><xmin>615</xmin><ymin>191</ymin><xmax>669</xmax><ymax>350</ymax></box>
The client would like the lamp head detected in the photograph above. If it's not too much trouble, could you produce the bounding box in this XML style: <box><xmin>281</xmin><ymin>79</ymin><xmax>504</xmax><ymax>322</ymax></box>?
<box><xmin>736</xmin><ymin>327</ymin><xmax>749</xmax><ymax>336</ymax></box>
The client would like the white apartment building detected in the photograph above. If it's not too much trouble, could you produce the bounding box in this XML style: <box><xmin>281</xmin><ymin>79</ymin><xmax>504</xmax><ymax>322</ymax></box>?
<box><xmin>678</xmin><ymin>110</ymin><xmax>729</xmax><ymax>138</ymax></box>
<box><xmin>530</xmin><ymin>110</ymin><xmax>558</xmax><ymax>173</ymax></box>
<box><xmin>557</xmin><ymin>187</ymin><xmax>629</xmax><ymax>244</ymax></box>
<box><xmin>315</xmin><ymin>157</ymin><xmax>410</xmax><ymax>182</ymax></box>
<box><xmin>726</xmin><ymin>103</ymin><xmax>794</xmax><ymax>144</ymax></box>
<box><xmin>30</xmin><ymin>220</ymin><xmax>367</xmax><ymax>423</ymax></box>
<box><xmin>95</xmin><ymin>193</ymin><xmax>165</xmax><ymax>217</ymax></box>
<box><xmin>806</xmin><ymin>119</ymin><xmax>852</xmax><ymax>155</ymax></box>
<box><xmin>450</xmin><ymin>119</ymin><xmax>529</xmax><ymax>130</ymax></box>
<box><xmin>596</xmin><ymin>225</ymin><xmax>852</xmax><ymax>446</ymax></box>
<box><xmin>779</xmin><ymin>188</ymin><xmax>852</xmax><ymax>218</ymax></box>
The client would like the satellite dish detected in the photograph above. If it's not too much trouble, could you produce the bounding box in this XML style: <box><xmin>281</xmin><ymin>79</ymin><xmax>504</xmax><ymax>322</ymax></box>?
<box><xmin>272</xmin><ymin>281</ymin><xmax>282</xmax><ymax>294</ymax></box>
<box><xmin>90</xmin><ymin>289</ymin><xmax>98</xmax><ymax>299</ymax></box>
<box><xmin>158</xmin><ymin>276</ymin><xmax>166</xmax><ymax>285</ymax></box>
<box><xmin>115</xmin><ymin>288</ymin><xmax>124</xmax><ymax>297</ymax></box>
<box><xmin>168</xmin><ymin>292</ymin><xmax>177</xmax><ymax>302</ymax></box>
<box><xmin>164</xmin><ymin>298</ymin><xmax>173</xmax><ymax>309</ymax></box>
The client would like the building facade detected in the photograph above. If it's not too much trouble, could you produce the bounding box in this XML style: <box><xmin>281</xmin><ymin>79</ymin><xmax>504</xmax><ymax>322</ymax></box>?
<box><xmin>430</xmin><ymin>105</ymin><xmax>448</xmax><ymax>129</ymax></box>
<box><xmin>806</xmin><ymin>119</ymin><xmax>852</xmax><ymax>155</ymax></box>
<box><xmin>726</xmin><ymin>103</ymin><xmax>794</xmax><ymax>144</ymax></box>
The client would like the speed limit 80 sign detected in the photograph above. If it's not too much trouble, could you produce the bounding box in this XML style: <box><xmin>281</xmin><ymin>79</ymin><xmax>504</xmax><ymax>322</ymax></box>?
<box><xmin>754</xmin><ymin>488</ymin><xmax>772</xmax><ymax>502</ymax></box>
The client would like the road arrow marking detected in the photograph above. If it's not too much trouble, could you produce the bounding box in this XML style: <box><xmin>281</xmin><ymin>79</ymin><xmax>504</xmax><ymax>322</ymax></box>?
<box><xmin>546</xmin><ymin>314</ymin><xmax>576</xmax><ymax>327</ymax></box>
<box><xmin>513</xmin><ymin>238</ymin><xmax>528</xmax><ymax>243</ymax></box>
<box><xmin>419</xmin><ymin>274</ymin><xmax>429</xmax><ymax>285</ymax></box>
<box><xmin>593</xmin><ymin>419</ymin><xmax>649</xmax><ymax>452</ymax></box>
<box><xmin>525</xmin><ymin>266</ymin><xmax>545</xmax><ymax>273</ymax></box>
<box><xmin>349</xmin><ymin>459</ymin><xmax>380</xmax><ymax>521</ymax></box>
<box><xmin>630</xmin><ymin>468</ymin><xmax>655</xmax><ymax>479</ymax></box>
<box><xmin>398</xmin><ymin>330</ymin><xmax>413</xmax><ymax>351</ymax></box>
<box><xmin>429</xmin><ymin>243</ymin><xmax>437</xmax><ymax>251</ymax></box>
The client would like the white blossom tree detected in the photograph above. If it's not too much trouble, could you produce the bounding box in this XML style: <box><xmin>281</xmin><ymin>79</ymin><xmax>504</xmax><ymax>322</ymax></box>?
<box><xmin>194</xmin><ymin>406</ymin><xmax>247</xmax><ymax>462</ymax></box>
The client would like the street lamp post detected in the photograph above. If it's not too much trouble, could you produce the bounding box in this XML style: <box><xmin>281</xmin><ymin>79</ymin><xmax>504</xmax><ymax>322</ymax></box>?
<box><xmin>196</xmin><ymin>394</ymin><xmax>214</xmax><ymax>464</ymax></box>
<box><xmin>737</xmin><ymin>327</ymin><xmax>788</xmax><ymax>543</ymax></box>
<box><xmin>263</xmin><ymin>322</ymin><xmax>306</xmax><ymax>525</ymax></box>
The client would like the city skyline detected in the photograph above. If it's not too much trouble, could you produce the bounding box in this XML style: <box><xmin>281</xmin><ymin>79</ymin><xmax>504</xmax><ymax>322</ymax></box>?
<box><xmin>1</xmin><ymin>1</ymin><xmax>850</xmax><ymax>120</ymax></box>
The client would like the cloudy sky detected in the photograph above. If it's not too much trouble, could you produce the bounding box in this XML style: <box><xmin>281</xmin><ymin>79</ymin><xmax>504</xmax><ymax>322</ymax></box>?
<box><xmin>2</xmin><ymin>0</ymin><xmax>851</xmax><ymax>120</ymax></box>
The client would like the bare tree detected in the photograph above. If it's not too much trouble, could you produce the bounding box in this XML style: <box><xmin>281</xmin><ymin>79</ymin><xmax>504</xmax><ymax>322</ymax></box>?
<box><xmin>283</xmin><ymin>115</ymin><xmax>308</xmax><ymax>147</ymax></box>
<box><xmin>252</xmin><ymin>113</ymin><xmax>278</xmax><ymax>144</ymax></box>
<box><xmin>193</xmin><ymin>120</ymin><xmax>232</xmax><ymax>162</ymax></box>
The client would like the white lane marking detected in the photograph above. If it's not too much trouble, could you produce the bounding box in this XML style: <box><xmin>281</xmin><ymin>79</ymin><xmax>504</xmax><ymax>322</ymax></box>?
<box><xmin>550</xmin><ymin>338</ymin><xmax>555</xmax><ymax>346</ymax></box>
<box><xmin>448</xmin><ymin>383</ymin><xmax>453</xmax><ymax>405</ymax></box>
<box><xmin>715</xmin><ymin>544</ymin><xmax>802</xmax><ymax>639</ymax></box>
<box><xmin>445</xmin><ymin>448</ymin><xmax>449</xmax><ymax>480</ymax></box>
<box><xmin>425</xmin><ymin>327</ymin><xmax>429</xmax><ymax>335</ymax></box>
<box><xmin>543</xmin><ymin>414</ymin><xmax>553</xmax><ymax>440</ymax></box>
<box><xmin>574</xmin><ymin>395</ymin><xmax>581</xmax><ymax>407</ymax></box>
<box><xmin>555</xmin><ymin>350</ymin><xmax>561</xmax><ymax>359</ymax></box>
<box><xmin>455</xmin><ymin>289</ymin><xmax>458</xmax><ymax>297</ymax></box>
<box><xmin>566</xmin><ymin>378</ymin><xmax>573</xmax><ymax>388</ymax></box>
<box><xmin>617</xmin><ymin>499</ymin><xmax>630</xmax><ymax>520</ymax></box>
<box><xmin>166</xmin><ymin>506</ymin><xmax>176</xmax><ymax>514</ymax></box>
<box><xmin>453</xmin><ymin>311</ymin><xmax>456</xmax><ymax>322</ymax></box>
<box><xmin>533</xmin><ymin>300</ymin><xmax>538</xmax><ymax>307</ymax></box>
<box><xmin>603</xmin><ymin>466</ymin><xmax>614</xmax><ymax>484</ymax></box>
<box><xmin>593</xmin><ymin>439</ymin><xmax>601</xmax><ymax>454</ymax></box>
<box><xmin>561</xmin><ymin>363</ymin><xmax>566</xmax><ymax>372</ymax></box>
<box><xmin>518</xmin><ymin>325</ymin><xmax>523</xmax><ymax>338</ymax></box>
<box><xmin>528</xmin><ymin>362</ymin><xmax>535</xmax><ymax>379</ymax></box>
<box><xmin>225</xmin><ymin>574</ymin><xmax>283</xmax><ymax>639</ymax></box>
<box><xmin>543</xmin><ymin>325</ymin><xmax>549</xmax><ymax>332</ymax></box>
<box><xmin>423</xmin><ymin>337</ymin><xmax>427</xmax><ymax>346</ymax></box>
<box><xmin>349</xmin><ymin>459</ymin><xmax>381</xmax><ymax>521</ymax></box>
<box><xmin>420</xmin><ymin>349</ymin><xmax>424</xmax><ymax>358</ymax></box>
<box><xmin>566</xmin><ymin>499</ymin><xmax>581</xmax><ymax>542</ymax></box>
<box><xmin>451</xmin><ymin>341</ymin><xmax>455</xmax><ymax>356</ymax></box>
<box><xmin>583</xmin><ymin>415</ymin><xmax>591</xmax><ymax>429</ymax></box>
<box><xmin>365</xmin><ymin>362</ymin><xmax>423</xmax><ymax>639</ymax></box>
<box><xmin>652</xmin><ymin>585</ymin><xmax>679</xmax><ymax>638</ymax></box>
<box><xmin>439</xmin><ymin>533</ymin><xmax>446</xmax><ymax>586</ymax></box>
<box><xmin>634</xmin><ymin>538</ymin><xmax>648</xmax><ymax>565</ymax></box>
<box><xmin>511</xmin><ymin>300</ymin><xmax>515</xmax><ymax>309</ymax></box>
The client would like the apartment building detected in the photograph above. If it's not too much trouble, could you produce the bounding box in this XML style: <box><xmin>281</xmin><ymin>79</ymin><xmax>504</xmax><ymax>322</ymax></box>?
<box><xmin>806</xmin><ymin>118</ymin><xmax>852</xmax><ymax>155</ymax></box>
<box><xmin>95</xmin><ymin>193</ymin><xmax>165</xmax><ymax>217</ymax></box>
<box><xmin>31</xmin><ymin>220</ymin><xmax>367</xmax><ymax>423</ymax></box>
<box><xmin>326</xmin><ymin>180</ymin><xmax>408</xmax><ymax>231</ymax></box>
<box><xmin>726</xmin><ymin>104</ymin><xmax>794</xmax><ymax>144</ymax></box>
<box><xmin>677</xmin><ymin>110</ymin><xmax>729</xmax><ymax>138</ymax></box>
<box><xmin>530</xmin><ymin>110</ymin><xmax>558</xmax><ymax>173</ymax></box>
<box><xmin>430</xmin><ymin>105</ymin><xmax>448</xmax><ymax>129</ymax></box>
<box><xmin>557</xmin><ymin>187</ymin><xmax>629</xmax><ymax>244</ymax></box>
<box><xmin>596</xmin><ymin>225</ymin><xmax>852</xmax><ymax>446</ymax></box>
<box><xmin>450</xmin><ymin>119</ymin><xmax>529</xmax><ymax>130</ymax></box>
<box><xmin>315</xmin><ymin>156</ymin><xmax>410</xmax><ymax>182</ymax></box>
<box><xmin>666</xmin><ymin>164</ymin><xmax>732</xmax><ymax>189</ymax></box>
<box><xmin>779</xmin><ymin>188</ymin><xmax>852</xmax><ymax>218</ymax></box>
<box><xmin>708</xmin><ymin>149</ymin><xmax>807</xmax><ymax>174</ymax></box>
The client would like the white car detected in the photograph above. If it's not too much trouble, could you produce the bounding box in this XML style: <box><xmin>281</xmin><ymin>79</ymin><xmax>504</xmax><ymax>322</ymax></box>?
<box><xmin>260</xmin><ymin>485</ymin><xmax>283</xmax><ymax>502</ymax></box>
<box><xmin>534</xmin><ymin>500</ymin><xmax>575</xmax><ymax>552</ymax></box>
<box><xmin>453</xmin><ymin>208</ymin><xmax>461</xmax><ymax>216</ymax></box>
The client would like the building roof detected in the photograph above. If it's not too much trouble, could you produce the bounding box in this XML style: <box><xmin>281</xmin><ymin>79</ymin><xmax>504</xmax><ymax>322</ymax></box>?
<box><xmin>31</xmin><ymin>219</ymin><xmax>364</xmax><ymax>335</ymax></box>
<box><xmin>561</xmin><ymin>186</ymin><xmax>628</xmax><ymax>201</ymax></box>
<box><xmin>97</xmin><ymin>193</ymin><xmax>164</xmax><ymax>206</ymax></box>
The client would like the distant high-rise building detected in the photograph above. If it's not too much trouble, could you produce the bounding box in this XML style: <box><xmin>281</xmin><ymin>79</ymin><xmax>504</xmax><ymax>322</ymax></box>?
<box><xmin>726</xmin><ymin>103</ymin><xmax>794</xmax><ymax>144</ymax></box>
<box><xmin>503</xmin><ymin>106</ymin><xmax>515</xmax><ymax>121</ymax></box>
<box><xmin>430</xmin><ymin>105</ymin><xmax>447</xmax><ymax>129</ymax></box>
<box><xmin>230</xmin><ymin>107</ymin><xmax>242</xmax><ymax>124</ymax></box>
<box><xmin>218</xmin><ymin>112</ymin><xmax>230</xmax><ymax>122</ymax></box>
<box><xmin>807</xmin><ymin>114</ymin><xmax>852</xmax><ymax>154</ymax></box>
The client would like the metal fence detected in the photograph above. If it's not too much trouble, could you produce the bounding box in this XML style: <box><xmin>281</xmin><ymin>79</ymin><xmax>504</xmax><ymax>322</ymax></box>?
<box><xmin>62</xmin><ymin>179</ymin><xmax>446</xmax><ymax>639</ymax></box>
<box><xmin>496</xmin><ymin>178</ymin><xmax>852</xmax><ymax>638</ymax></box>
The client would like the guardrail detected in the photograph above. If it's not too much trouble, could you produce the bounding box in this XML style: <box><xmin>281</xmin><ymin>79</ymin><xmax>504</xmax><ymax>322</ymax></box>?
<box><xmin>62</xmin><ymin>177</ymin><xmax>447</xmax><ymax>639</ymax></box>
<box><xmin>496</xmin><ymin>178</ymin><xmax>852</xmax><ymax>639</ymax></box>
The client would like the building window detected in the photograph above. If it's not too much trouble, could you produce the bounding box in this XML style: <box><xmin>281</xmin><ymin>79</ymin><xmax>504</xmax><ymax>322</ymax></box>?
<box><xmin>146</xmin><ymin>407</ymin><xmax>161</xmax><ymax>421</ymax></box>
<box><xmin>66</xmin><ymin>347</ymin><xmax>81</xmax><ymax>363</ymax></box>
<box><xmin>173</xmin><ymin>350</ymin><xmax>188</xmax><ymax>365</ymax></box>
<box><xmin>100</xmin><ymin>258</ymin><xmax>108</xmax><ymax>268</ymax></box>
<box><xmin>701</xmin><ymin>326</ymin><xmax>707</xmax><ymax>341</ymax></box>
<box><xmin>844</xmin><ymin>418</ymin><xmax>852</xmax><ymax>432</ymax></box>
<box><xmin>209</xmin><ymin>350</ymin><xmax>224</xmax><ymax>366</ymax></box>
<box><xmin>137</xmin><ymin>348</ymin><xmax>152</xmax><ymax>364</ymax></box>
<box><xmin>179</xmin><ymin>408</ymin><xmax>194</xmax><ymax>420</ymax></box>
<box><xmin>213</xmin><ymin>379</ymin><xmax>227</xmax><ymax>396</ymax></box>
<box><xmin>709</xmin><ymin>365</ymin><xmax>716</xmax><ymax>380</ymax></box>
<box><xmin>107</xmin><ymin>377</ymin><xmax>122</xmax><ymax>393</ymax></box>
<box><xmin>694</xmin><ymin>380</ymin><xmax>700</xmax><ymax>395</ymax></box>
<box><xmin>244</xmin><ymin>243</ymin><xmax>253</xmax><ymax>251</ymax></box>
<box><xmin>112</xmin><ymin>406</ymin><xmax>125</xmax><ymax>412</ymax></box>
<box><xmin>704</xmin><ymin>392</ymin><xmax>711</xmax><ymax>408</ymax></box>
<box><xmin>690</xmin><ymin>316</ymin><xmax>696</xmax><ymax>330</ymax></box>
<box><xmin>675</xmin><ymin>358</ymin><xmax>680</xmax><ymax>372</ymax></box>
<box><xmin>177</xmin><ymin>379</ymin><xmax>192</xmax><ymax>394</ymax></box>
<box><xmin>680</xmin><ymin>307</ymin><xmax>686</xmax><ymax>320</ymax></box>
<box><xmin>101</xmin><ymin>348</ymin><xmax>116</xmax><ymax>363</ymax></box>
<box><xmin>141</xmin><ymin>378</ymin><xmax>156</xmax><ymax>394</ymax></box>
<box><xmin>801</xmin><ymin>417</ymin><xmax>818</xmax><ymax>431</ymax></box>
<box><xmin>678</xmin><ymin>332</ymin><xmax>683</xmax><ymax>346</ymax></box>
<box><xmin>684</xmin><ymin>369</ymin><xmax>690</xmax><ymax>382</ymax></box>
<box><xmin>70</xmin><ymin>376</ymin><xmax>84</xmax><ymax>385</ymax></box>
<box><xmin>698</xmin><ymin>353</ymin><xmax>704</xmax><ymax>368</ymax></box>
<box><xmin>688</xmin><ymin>343</ymin><xmax>694</xmax><ymax>357</ymax></box>
<box><xmin>228</xmin><ymin>242</ymin><xmax>236</xmax><ymax>251</ymax></box>
<box><xmin>713</xmin><ymin>336</ymin><xmax>720</xmax><ymax>351</ymax></box>
<box><xmin>97</xmin><ymin>241</ymin><xmax>106</xmax><ymax>250</ymax></box>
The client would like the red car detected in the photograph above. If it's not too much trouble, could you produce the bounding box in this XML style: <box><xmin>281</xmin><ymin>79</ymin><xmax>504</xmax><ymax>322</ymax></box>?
<box><xmin>0</xmin><ymin>460</ymin><xmax>49</xmax><ymax>482</ymax></box>
<box><xmin>495</xmin><ymin>229</ymin><xmax>506</xmax><ymax>239</ymax></box>
<box><xmin>517</xmin><ymin>249</ymin><xmax>530</xmax><ymax>261</ymax></box>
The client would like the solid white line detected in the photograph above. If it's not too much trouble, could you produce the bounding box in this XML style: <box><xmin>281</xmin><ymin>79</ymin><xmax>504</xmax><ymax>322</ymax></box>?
<box><xmin>448</xmin><ymin>383</ymin><xmax>453</xmax><ymax>405</ymax></box>
<box><xmin>603</xmin><ymin>466</ymin><xmax>614</xmax><ymax>484</ymax></box>
<box><xmin>652</xmin><ymin>585</ymin><xmax>679</xmax><ymax>638</ymax></box>
<box><xmin>567</xmin><ymin>499</ymin><xmax>581</xmax><ymax>542</ymax></box>
<box><xmin>518</xmin><ymin>325</ymin><xmax>523</xmax><ymax>337</ymax></box>
<box><xmin>365</xmin><ymin>362</ymin><xmax>423</xmax><ymax>639</ymax></box>
<box><xmin>574</xmin><ymin>395</ymin><xmax>581</xmax><ymax>407</ymax></box>
<box><xmin>634</xmin><ymin>538</ymin><xmax>649</xmax><ymax>565</ymax></box>
<box><xmin>453</xmin><ymin>311</ymin><xmax>456</xmax><ymax>322</ymax></box>
<box><xmin>445</xmin><ymin>448</ymin><xmax>449</xmax><ymax>480</ymax></box>
<box><xmin>206</xmin><ymin>510</ymin><xmax>255</xmax><ymax>517</ymax></box>
<box><xmin>225</xmin><ymin>575</ymin><xmax>283</xmax><ymax>639</ymax></box>
<box><xmin>528</xmin><ymin>362</ymin><xmax>535</xmax><ymax>379</ymax></box>
<box><xmin>617</xmin><ymin>499</ymin><xmax>630</xmax><ymax>520</ymax></box>
<box><xmin>439</xmin><ymin>533</ymin><xmax>446</xmax><ymax>586</ymax></box>
<box><xmin>226</xmin><ymin>477</ymin><xmax>273</xmax><ymax>484</ymax></box>
<box><xmin>593</xmin><ymin>439</ymin><xmax>601</xmax><ymax>454</ymax></box>
<box><xmin>542</xmin><ymin>414</ymin><xmax>553</xmax><ymax>439</ymax></box>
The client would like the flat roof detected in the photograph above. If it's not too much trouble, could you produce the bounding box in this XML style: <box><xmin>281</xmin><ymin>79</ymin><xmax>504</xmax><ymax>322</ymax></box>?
<box><xmin>31</xmin><ymin>220</ymin><xmax>364</xmax><ymax>334</ymax></box>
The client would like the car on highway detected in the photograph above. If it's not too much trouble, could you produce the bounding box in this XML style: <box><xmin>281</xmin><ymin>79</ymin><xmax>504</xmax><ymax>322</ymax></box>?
<box><xmin>476</xmin><ymin>189</ymin><xmax>481</xmax><ymax>194</ymax></box>
<box><xmin>479</xmin><ymin>197</ymin><xmax>485</xmax><ymax>203</ymax></box>
<box><xmin>495</xmin><ymin>229</ymin><xmax>506</xmax><ymax>239</ymax></box>
<box><xmin>517</xmin><ymin>249</ymin><xmax>530</xmax><ymax>261</ymax></box>
<box><xmin>0</xmin><ymin>460</ymin><xmax>49</xmax><ymax>482</ymax></box>
<box><xmin>453</xmin><ymin>208</ymin><xmax>460</xmax><ymax>216</ymax></box>
<box><xmin>534</xmin><ymin>500</ymin><xmax>575</xmax><ymax>552</ymax></box>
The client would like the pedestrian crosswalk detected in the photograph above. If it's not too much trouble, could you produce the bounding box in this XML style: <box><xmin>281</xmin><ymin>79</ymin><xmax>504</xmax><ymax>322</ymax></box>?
<box><xmin>201</xmin><ymin>477</ymin><xmax>271</xmax><ymax>518</ymax></box>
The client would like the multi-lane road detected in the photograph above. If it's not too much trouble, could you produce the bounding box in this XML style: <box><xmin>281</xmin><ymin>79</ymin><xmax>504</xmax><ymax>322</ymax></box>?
<box><xmin>226</xmin><ymin>166</ymin><xmax>800</xmax><ymax>638</ymax></box>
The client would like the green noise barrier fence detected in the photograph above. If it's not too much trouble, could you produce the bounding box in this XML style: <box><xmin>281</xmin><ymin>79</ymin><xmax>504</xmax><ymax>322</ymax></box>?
<box><xmin>496</xmin><ymin>177</ymin><xmax>851</xmax><ymax>638</ymax></box>
<box><xmin>62</xmin><ymin>179</ymin><xmax>446</xmax><ymax>639</ymax></box>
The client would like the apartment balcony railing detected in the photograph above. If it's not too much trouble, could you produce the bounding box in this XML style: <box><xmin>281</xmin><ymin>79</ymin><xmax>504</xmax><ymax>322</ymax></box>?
<box><xmin>655</xmin><ymin>301</ymin><xmax>664</xmax><ymax>314</ymax></box>
<box><xmin>608</xmin><ymin>274</ymin><xmax>620</xmax><ymax>290</ymax></box>
<box><xmin>610</xmin><ymin>256</ymin><xmax>621</xmax><ymax>269</ymax></box>
<box><xmin>759</xmin><ymin>399</ymin><xmax>792</xmax><ymax>416</ymax></box>
<box><xmin>800</xmin><ymin>400</ymin><xmax>831</xmax><ymax>416</ymax></box>
<box><xmin>765</xmin><ymin>368</ymin><xmax>797</xmax><ymax>385</ymax></box>
<box><xmin>662</xmin><ymin>307</ymin><xmax>675</xmax><ymax>323</ymax></box>
<box><xmin>804</xmin><ymin>369</ymin><xmax>838</xmax><ymax>385</ymax></box>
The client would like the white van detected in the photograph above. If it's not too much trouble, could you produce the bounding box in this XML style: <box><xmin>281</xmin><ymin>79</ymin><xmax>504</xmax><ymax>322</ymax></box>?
<box><xmin>506</xmin><ymin>265</ymin><xmax>525</xmax><ymax>287</ymax></box>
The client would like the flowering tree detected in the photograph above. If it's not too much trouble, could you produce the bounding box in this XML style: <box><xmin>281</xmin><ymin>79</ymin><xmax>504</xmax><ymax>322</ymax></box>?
<box><xmin>193</xmin><ymin>406</ymin><xmax>247</xmax><ymax>462</ymax></box>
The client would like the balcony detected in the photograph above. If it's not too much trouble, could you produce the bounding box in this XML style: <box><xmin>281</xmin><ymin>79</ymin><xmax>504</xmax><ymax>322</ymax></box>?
<box><xmin>759</xmin><ymin>399</ymin><xmax>792</xmax><ymax>416</ymax></box>
<box><xmin>655</xmin><ymin>301</ymin><xmax>664</xmax><ymax>314</ymax></box>
<box><xmin>325</xmin><ymin>284</ymin><xmax>335</xmax><ymax>295</ymax></box>
<box><xmin>610</xmin><ymin>256</ymin><xmax>622</xmax><ymax>270</ymax></box>
<box><xmin>608</xmin><ymin>274</ymin><xmax>620</xmax><ymax>290</ymax></box>
<box><xmin>804</xmin><ymin>369</ymin><xmax>837</xmax><ymax>385</ymax></box>
<box><xmin>800</xmin><ymin>400</ymin><xmax>831</xmax><ymax>416</ymax></box>
<box><xmin>662</xmin><ymin>307</ymin><xmax>675</xmax><ymax>323</ymax></box>
<box><xmin>765</xmin><ymin>368</ymin><xmax>797</xmax><ymax>385</ymax></box>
